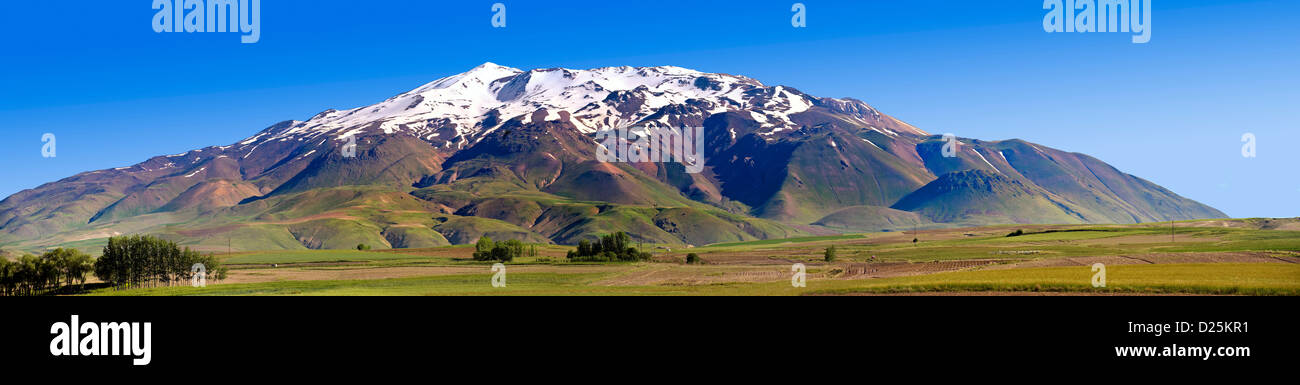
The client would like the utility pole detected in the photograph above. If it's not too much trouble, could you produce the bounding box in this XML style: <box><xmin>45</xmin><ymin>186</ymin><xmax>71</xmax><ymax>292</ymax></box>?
<box><xmin>1171</xmin><ymin>220</ymin><xmax>1175</xmax><ymax>243</ymax></box>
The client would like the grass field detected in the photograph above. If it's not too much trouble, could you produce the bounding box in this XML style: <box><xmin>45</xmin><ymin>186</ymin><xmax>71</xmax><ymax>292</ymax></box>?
<box><xmin>808</xmin><ymin>263</ymin><xmax>1300</xmax><ymax>296</ymax></box>
<box><xmin>81</xmin><ymin>219</ymin><xmax>1300</xmax><ymax>296</ymax></box>
<box><xmin>86</xmin><ymin>264</ymin><xmax>1300</xmax><ymax>296</ymax></box>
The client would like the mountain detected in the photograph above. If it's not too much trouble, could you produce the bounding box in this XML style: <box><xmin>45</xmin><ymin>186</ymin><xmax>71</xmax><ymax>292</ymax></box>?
<box><xmin>0</xmin><ymin>63</ymin><xmax>1226</xmax><ymax>254</ymax></box>
<box><xmin>891</xmin><ymin>170</ymin><xmax>1100</xmax><ymax>225</ymax></box>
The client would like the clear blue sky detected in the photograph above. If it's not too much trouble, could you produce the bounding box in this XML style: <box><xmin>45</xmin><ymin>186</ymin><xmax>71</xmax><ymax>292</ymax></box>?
<box><xmin>1</xmin><ymin>0</ymin><xmax>1295</xmax><ymax>218</ymax></box>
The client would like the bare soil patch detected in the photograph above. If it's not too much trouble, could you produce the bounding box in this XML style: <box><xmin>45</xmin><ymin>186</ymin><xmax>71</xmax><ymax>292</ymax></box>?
<box><xmin>592</xmin><ymin>260</ymin><xmax>1010</xmax><ymax>286</ymax></box>
<box><xmin>221</xmin><ymin>264</ymin><xmax>625</xmax><ymax>284</ymax></box>
<box><xmin>591</xmin><ymin>265</ymin><xmax>804</xmax><ymax>286</ymax></box>
<box><xmin>837</xmin><ymin>260</ymin><xmax>1006</xmax><ymax>279</ymax></box>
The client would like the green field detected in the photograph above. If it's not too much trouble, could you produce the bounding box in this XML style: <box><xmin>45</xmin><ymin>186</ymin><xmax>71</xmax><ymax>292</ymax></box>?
<box><xmin>817</xmin><ymin>226</ymin><xmax>1300</xmax><ymax>262</ymax></box>
<box><xmin>809</xmin><ymin>263</ymin><xmax>1300</xmax><ymax>296</ymax></box>
<box><xmin>71</xmin><ymin>219</ymin><xmax>1300</xmax><ymax>296</ymax></box>
<box><xmin>702</xmin><ymin>234</ymin><xmax>870</xmax><ymax>249</ymax></box>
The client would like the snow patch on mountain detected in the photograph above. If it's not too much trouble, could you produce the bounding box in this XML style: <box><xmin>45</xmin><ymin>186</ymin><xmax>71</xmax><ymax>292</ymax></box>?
<box><xmin>972</xmin><ymin>149</ymin><xmax>1001</xmax><ymax>174</ymax></box>
<box><xmin>243</xmin><ymin>63</ymin><xmax>830</xmax><ymax>148</ymax></box>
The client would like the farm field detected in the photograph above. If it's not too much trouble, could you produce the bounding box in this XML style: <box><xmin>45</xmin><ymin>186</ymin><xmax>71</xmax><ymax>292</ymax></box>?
<box><xmin>84</xmin><ymin>218</ymin><xmax>1300</xmax><ymax>296</ymax></box>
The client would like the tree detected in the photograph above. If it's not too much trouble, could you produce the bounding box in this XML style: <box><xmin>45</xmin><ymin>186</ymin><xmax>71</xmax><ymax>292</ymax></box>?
<box><xmin>94</xmin><ymin>235</ymin><xmax>225</xmax><ymax>290</ymax></box>
<box><xmin>473</xmin><ymin>236</ymin><xmax>496</xmax><ymax>261</ymax></box>
<box><xmin>0</xmin><ymin>257</ymin><xmax>15</xmax><ymax>296</ymax></box>
<box><xmin>823</xmin><ymin>245</ymin><xmax>837</xmax><ymax>263</ymax></box>
<box><xmin>42</xmin><ymin>248</ymin><xmax>93</xmax><ymax>291</ymax></box>
<box><xmin>577</xmin><ymin>239</ymin><xmax>592</xmax><ymax>256</ymax></box>
<box><xmin>15</xmin><ymin>255</ymin><xmax>42</xmax><ymax>295</ymax></box>
<box><xmin>356</xmin><ymin>243</ymin><xmax>371</xmax><ymax>251</ymax></box>
<box><xmin>197</xmin><ymin>253</ymin><xmax>229</xmax><ymax>282</ymax></box>
<box><xmin>685</xmin><ymin>253</ymin><xmax>700</xmax><ymax>264</ymax></box>
<box><xmin>567</xmin><ymin>232</ymin><xmax>651</xmax><ymax>262</ymax></box>
<box><xmin>498</xmin><ymin>240</ymin><xmax>524</xmax><ymax>262</ymax></box>
<box><xmin>36</xmin><ymin>253</ymin><xmax>61</xmax><ymax>292</ymax></box>
<box><xmin>473</xmin><ymin>236</ymin><xmax>525</xmax><ymax>262</ymax></box>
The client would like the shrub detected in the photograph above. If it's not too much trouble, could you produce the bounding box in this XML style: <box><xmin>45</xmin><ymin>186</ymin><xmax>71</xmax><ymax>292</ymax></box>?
<box><xmin>824</xmin><ymin>245</ymin><xmax>837</xmax><ymax>262</ymax></box>
<box><xmin>685</xmin><ymin>253</ymin><xmax>700</xmax><ymax>264</ymax></box>
<box><xmin>1006</xmin><ymin>229</ymin><xmax>1025</xmax><ymax>237</ymax></box>
<box><xmin>356</xmin><ymin>243</ymin><xmax>372</xmax><ymax>251</ymax></box>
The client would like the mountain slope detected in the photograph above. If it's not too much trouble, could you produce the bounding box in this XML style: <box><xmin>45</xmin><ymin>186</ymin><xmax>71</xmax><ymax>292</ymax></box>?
<box><xmin>0</xmin><ymin>63</ymin><xmax>1225</xmax><ymax>254</ymax></box>
<box><xmin>892</xmin><ymin>170</ymin><xmax>1103</xmax><ymax>225</ymax></box>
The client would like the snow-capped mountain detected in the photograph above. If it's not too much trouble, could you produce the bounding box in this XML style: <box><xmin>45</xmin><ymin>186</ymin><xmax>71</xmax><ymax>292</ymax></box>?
<box><xmin>242</xmin><ymin>62</ymin><xmax>925</xmax><ymax>151</ymax></box>
<box><xmin>0</xmin><ymin>63</ymin><xmax>1223</xmax><ymax>254</ymax></box>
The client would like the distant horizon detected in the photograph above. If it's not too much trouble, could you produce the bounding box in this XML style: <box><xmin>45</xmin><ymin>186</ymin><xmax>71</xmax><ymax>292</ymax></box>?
<box><xmin>2</xmin><ymin>0</ymin><xmax>1295</xmax><ymax>218</ymax></box>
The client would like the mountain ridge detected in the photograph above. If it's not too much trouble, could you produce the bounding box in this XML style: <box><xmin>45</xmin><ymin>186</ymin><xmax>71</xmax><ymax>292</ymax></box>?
<box><xmin>0</xmin><ymin>63</ymin><xmax>1226</xmax><ymax>254</ymax></box>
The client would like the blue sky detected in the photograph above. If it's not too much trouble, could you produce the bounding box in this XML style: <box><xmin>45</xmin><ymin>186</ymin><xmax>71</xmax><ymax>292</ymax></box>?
<box><xmin>1</xmin><ymin>0</ymin><xmax>1295</xmax><ymax>218</ymax></box>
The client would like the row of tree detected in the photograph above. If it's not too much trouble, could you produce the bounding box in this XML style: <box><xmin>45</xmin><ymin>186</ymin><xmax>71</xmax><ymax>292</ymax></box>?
<box><xmin>0</xmin><ymin>248</ymin><xmax>94</xmax><ymax>296</ymax></box>
<box><xmin>2</xmin><ymin>235</ymin><xmax>232</xmax><ymax>295</ymax></box>
<box><xmin>566</xmin><ymin>232</ymin><xmax>651</xmax><ymax>262</ymax></box>
<box><xmin>95</xmin><ymin>235</ymin><xmax>227</xmax><ymax>290</ymax></box>
<box><xmin>472</xmin><ymin>237</ymin><xmax>539</xmax><ymax>262</ymax></box>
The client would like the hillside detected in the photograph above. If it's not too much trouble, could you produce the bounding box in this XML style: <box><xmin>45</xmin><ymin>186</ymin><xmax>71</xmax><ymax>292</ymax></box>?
<box><xmin>0</xmin><ymin>64</ymin><xmax>1225</xmax><ymax>254</ymax></box>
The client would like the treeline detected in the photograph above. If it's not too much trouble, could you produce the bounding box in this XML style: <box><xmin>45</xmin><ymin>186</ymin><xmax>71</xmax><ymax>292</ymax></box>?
<box><xmin>95</xmin><ymin>235</ymin><xmax>227</xmax><ymax>289</ymax></box>
<box><xmin>472</xmin><ymin>236</ymin><xmax>537</xmax><ymax>262</ymax></box>
<box><xmin>566</xmin><ymin>232</ymin><xmax>651</xmax><ymax>262</ymax></box>
<box><xmin>0</xmin><ymin>248</ymin><xmax>93</xmax><ymax>296</ymax></box>
<box><xmin>0</xmin><ymin>235</ymin><xmax>228</xmax><ymax>296</ymax></box>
